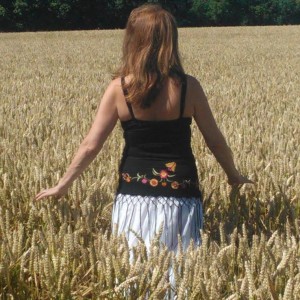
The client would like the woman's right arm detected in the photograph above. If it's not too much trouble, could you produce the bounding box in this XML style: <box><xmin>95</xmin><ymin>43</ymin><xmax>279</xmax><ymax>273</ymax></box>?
<box><xmin>35</xmin><ymin>79</ymin><xmax>120</xmax><ymax>201</ymax></box>
<box><xmin>190</xmin><ymin>76</ymin><xmax>253</xmax><ymax>186</ymax></box>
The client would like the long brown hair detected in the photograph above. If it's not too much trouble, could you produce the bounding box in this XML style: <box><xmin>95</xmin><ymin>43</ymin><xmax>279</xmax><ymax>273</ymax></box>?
<box><xmin>114</xmin><ymin>4</ymin><xmax>185</xmax><ymax>108</ymax></box>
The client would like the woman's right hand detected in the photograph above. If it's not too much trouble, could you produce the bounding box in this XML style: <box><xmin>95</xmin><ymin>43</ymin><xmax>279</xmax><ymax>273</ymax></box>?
<box><xmin>35</xmin><ymin>184</ymin><xmax>69</xmax><ymax>201</ymax></box>
<box><xmin>227</xmin><ymin>174</ymin><xmax>254</xmax><ymax>186</ymax></box>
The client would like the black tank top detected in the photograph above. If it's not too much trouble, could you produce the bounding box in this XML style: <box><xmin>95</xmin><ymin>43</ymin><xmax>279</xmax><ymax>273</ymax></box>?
<box><xmin>116</xmin><ymin>75</ymin><xmax>202</xmax><ymax>199</ymax></box>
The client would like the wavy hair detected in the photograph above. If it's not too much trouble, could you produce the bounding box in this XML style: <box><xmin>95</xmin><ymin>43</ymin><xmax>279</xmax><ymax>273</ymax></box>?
<box><xmin>114</xmin><ymin>4</ymin><xmax>185</xmax><ymax>108</ymax></box>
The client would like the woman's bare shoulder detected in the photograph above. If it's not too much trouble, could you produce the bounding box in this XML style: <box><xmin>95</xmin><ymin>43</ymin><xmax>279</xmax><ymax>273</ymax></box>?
<box><xmin>185</xmin><ymin>74</ymin><xmax>206</xmax><ymax>103</ymax></box>
<box><xmin>96</xmin><ymin>78</ymin><xmax>124</xmax><ymax>112</ymax></box>
<box><xmin>109</xmin><ymin>77</ymin><xmax>122</xmax><ymax>89</ymax></box>
<box><xmin>102</xmin><ymin>77</ymin><xmax>123</xmax><ymax>99</ymax></box>
<box><xmin>186</xmin><ymin>74</ymin><xmax>202</xmax><ymax>90</ymax></box>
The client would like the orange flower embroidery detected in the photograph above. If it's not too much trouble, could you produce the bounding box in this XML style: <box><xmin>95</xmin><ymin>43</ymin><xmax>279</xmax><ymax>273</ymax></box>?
<box><xmin>165</xmin><ymin>162</ymin><xmax>176</xmax><ymax>172</ymax></box>
<box><xmin>171</xmin><ymin>181</ymin><xmax>179</xmax><ymax>189</ymax></box>
<box><xmin>149</xmin><ymin>179</ymin><xmax>158</xmax><ymax>187</ymax></box>
<box><xmin>159</xmin><ymin>170</ymin><xmax>169</xmax><ymax>179</ymax></box>
<box><xmin>122</xmin><ymin>173</ymin><xmax>131</xmax><ymax>182</ymax></box>
<box><xmin>121</xmin><ymin>162</ymin><xmax>197</xmax><ymax>190</ymax></box>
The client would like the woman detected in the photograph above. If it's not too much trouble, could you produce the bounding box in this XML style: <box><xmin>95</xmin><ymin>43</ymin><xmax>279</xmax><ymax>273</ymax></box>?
<box><xmin>35</xmin><ymin>3</ymin><xmax>253</xmax><ymax>297</ymax></box>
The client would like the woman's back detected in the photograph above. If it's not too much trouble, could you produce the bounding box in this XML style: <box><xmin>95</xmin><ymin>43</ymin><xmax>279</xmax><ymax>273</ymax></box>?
<box><xmin>115</xmin><ymin>73</ymin><xmax>201</xmax><ymax>198</ymax></box>
<box><xmin>116</xmin><ymin>75</ymin><xmax>194</xmax><ymax>122</ymax></box>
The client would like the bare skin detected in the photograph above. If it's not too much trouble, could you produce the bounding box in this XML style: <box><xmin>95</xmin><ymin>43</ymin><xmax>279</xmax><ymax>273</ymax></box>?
<box><xmin>35</xmin><ymin>75</ymin><xmax>254</xmax><ymax>201</ymax></box>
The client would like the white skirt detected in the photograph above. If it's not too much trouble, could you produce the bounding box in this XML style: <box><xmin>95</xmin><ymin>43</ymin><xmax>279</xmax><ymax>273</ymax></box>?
<box><xmin>111</xmin><ymin>193</ymin><xmax>203</xmax><ymax>299</ymax></box>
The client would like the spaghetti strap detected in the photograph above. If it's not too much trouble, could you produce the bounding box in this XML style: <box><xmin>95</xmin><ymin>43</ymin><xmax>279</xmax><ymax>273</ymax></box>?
<box><xmin>121</xmin><ymin>77</ymin><xmax>135</xmax><ymax>119</ymax></box>
<box><xmin>121</xmin><ymin>75</ymin><xmax>187</xmax><ymax>120</ymax></box>
<box><xmin>179</xmin><ymin>74</ymin><xmax>187</xmax><ymax>118</ymax></box>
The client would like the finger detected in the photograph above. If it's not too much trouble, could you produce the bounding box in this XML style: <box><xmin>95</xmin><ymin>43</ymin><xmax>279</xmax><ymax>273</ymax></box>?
<box><xmin>230</xmin><ymin>185</ymin><xmax>242</xmax><ymax>198</ymax></box>
<box><xmin>245</xmin><ymin>176</ymin><xmax>254</xmax><ymax>182</ymax></box>
<box><xmin>35</xmin><ymin>191</ymin><xmax>49</xmax><ymax>201</ymax></box>
<box><xmin>37</xmin><ymin>193</ymin><xmax>61</xmax><ymax>201</ymax></box>
<box><xmin>54</xmin><ymin>195</ymin><xmax>61</xmax><ymax>200</ymax></box>
<box><xmin>35</xmin><ymin>191</ymin><xmax>44</xmax><ymax>198</ymax></box>
<box><xmin>231</xmin><ymin>183</ymin><xmax>243</xmax><ymax>189</ymax></box>
<box><xmin>35</xmin><ymin>191</ymin><xmax>45</xmax><ymax>200</ymax></box>
<box><xmin>36</xmin><ymin>190</ymin><xmax>48</xmax><ymax>197</ymax></box>
<box><xmin>35</xmin><ymin>189</ymin><xmax>49</xmax><ymax>198</ymax></box>
<box><xmin>35</xmin><ymin>194</ymin><xmax>45</xmax><ymax>201</ymax></box>
<box><xmin>245</xmin><ymin>179</ymin><xmax>255</xmax><ymax>184</ymax></box>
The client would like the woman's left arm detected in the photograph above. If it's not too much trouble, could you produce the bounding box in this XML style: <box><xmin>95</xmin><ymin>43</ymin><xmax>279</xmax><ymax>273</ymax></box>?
<box><xmin>35</xmin><ymin>81</ymin><xmax>119</xmax><ymax>201</ymax></box>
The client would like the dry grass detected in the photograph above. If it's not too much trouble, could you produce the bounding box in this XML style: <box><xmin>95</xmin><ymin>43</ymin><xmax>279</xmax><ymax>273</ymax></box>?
<box><xmin>0</xmin><ymin>26</ymin><xmax>299</xmax><ymax>299</ymax></box>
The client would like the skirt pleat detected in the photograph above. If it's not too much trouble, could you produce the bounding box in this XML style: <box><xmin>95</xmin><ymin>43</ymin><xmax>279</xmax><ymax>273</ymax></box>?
<box><xmin>111</xmin><ymin>194</ymin><xmax>203</xmax><ymax>253</ymax></box>
<box><xmin>111</xmin><ymin>193</ymin><xmax>203</xmax><ymax>299</ymax></box>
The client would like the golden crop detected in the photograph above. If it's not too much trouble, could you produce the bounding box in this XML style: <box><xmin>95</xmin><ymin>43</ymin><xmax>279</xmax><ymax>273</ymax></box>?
<box><xmin>0</xmin><ymin>26</ymin><xmax>299</xmax><ymax>299</ymax></box>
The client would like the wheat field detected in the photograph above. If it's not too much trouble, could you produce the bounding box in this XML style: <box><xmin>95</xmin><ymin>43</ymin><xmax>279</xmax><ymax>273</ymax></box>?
<box><xmin>0</xmin><ymin>26</ymin><xmax>299</xmax><ymax>299</ymax></box>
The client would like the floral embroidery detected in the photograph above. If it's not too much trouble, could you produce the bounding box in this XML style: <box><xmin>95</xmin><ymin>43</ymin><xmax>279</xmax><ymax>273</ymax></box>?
<box><xmin>159</xmin><ymin>170</ymin><xmax>168</xmax><ymax>179</ymax></box>
<box><xmin>141</xmin><ymin>178</ymin><xmax>148</xmax><ymax>184</ymax></box>
<box><xmin>149</xmin><ymin>179</ymin><xmax>159</xmax><ymax>187</ymax></box>
<box><xmin>165</xmin><ymin>162</ymin><xmax>176</xmax><ymax>172</ymax></box>
<box><xmin>122</xmin><ymin>173</ymin><xmax>131</xmax><ymax>182</ymax></box>
<box><xmin>121</xmin><ymin>162</ymin><xmax>198</xmax><ymax>190</ymax></box>
<box><xmin>171</xmin><ymin>181</ymin><xmax>179</xmax><ymax>189</ymax></box>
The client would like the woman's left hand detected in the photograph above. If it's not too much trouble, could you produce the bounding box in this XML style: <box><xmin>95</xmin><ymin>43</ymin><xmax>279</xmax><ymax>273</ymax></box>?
<box><xmin>34</xmin><ymin>185</ymin><xmax>69</xmax><ymax>201</ymax></box>
<box><xmin>227</xmin><ymin>174</ymin><xmax>254</xmax><ymax>186</ymax></box>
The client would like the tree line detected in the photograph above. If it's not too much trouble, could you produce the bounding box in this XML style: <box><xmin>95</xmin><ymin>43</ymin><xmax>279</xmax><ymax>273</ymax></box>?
<box><xmin>0</xmin><ymin>0</ymin><xmax>299</xmax><ymax>32</ymax></box>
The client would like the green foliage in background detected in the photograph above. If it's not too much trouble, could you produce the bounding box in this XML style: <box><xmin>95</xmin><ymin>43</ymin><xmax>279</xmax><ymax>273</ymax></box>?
<box><xmin>0</xmin><ymin>0</ymin><xmax>300</xmax><ymax>31</ymax></box>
